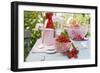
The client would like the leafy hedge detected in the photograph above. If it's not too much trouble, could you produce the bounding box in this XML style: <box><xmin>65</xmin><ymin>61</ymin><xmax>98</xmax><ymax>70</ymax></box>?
<box><xmin>24</xmin><ymin>11</ymin><xmax>43</xmax><ymax>61</ymax></box>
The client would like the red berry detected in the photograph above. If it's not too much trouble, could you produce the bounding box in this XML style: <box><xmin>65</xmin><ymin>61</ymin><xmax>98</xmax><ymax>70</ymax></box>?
<box><xmin>74</xmin><ymin>55</ymin><xmax>78</xmax><ymax>58</ymax></box>
<box><xmin>56</xmin><ymin>34</ymin><xmax>70</xmax><ymax>43</ymax></box>
<box><xmin>67</xmin><ymin>48</ymin><xmax>79</xmax><ymax>59</ymax></box>
<box><xmin>68</xmin><ymin>53</ymin><xmax>73</xmax><ymax>58</ymax></box>
<box><xmin>75</xmin><ymin>34</ymin><xmax>84</xmax><ymax>40</ymax></box>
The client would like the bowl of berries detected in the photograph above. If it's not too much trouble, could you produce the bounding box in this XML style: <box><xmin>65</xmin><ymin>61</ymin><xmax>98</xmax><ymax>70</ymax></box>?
<box><xmin>67</xmin><ymin>26</ymin><xmax>88</xmax><ymax>41</ymax></box>
<box><xmin>55</xmin><ymin>34</ymin><xmax>72</xmax><ymax>53</ymax></box>
<box><xmin>67</xmin><ymin>18</ymin><xmax>88</xmax><ymax>41</ymax></box>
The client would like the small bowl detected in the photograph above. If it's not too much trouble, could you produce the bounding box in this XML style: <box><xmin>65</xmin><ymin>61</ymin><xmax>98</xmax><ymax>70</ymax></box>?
<box><xmin>67</xmin><ymin>26</ymin><xmax>88</xmax><ymax>40</ymax></box>
<box><xmin>55</xmin><ymin>41</ymin><xmax>72</xmax><ymax>53</ymax></box>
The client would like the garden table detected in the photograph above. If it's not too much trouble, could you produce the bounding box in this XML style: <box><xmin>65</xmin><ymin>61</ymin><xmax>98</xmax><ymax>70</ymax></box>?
<box><xmin>26</xmin><ymin>38</ymin><xmax>90</xmax><ymax>62</ymax></box>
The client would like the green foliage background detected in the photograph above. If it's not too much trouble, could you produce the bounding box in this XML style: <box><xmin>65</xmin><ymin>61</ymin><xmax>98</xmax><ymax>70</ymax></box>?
<box><xmin>24</xmin><ymin>11</ymin><xmax>43</xmax><ymax>61</ymax></box>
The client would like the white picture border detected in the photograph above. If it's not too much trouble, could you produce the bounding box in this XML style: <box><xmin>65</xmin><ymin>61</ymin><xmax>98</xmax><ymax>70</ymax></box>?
<box><xmin>18</xmin><ymin>5</ymin><xmax>96</xmax><ymax>68</ymax></box>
